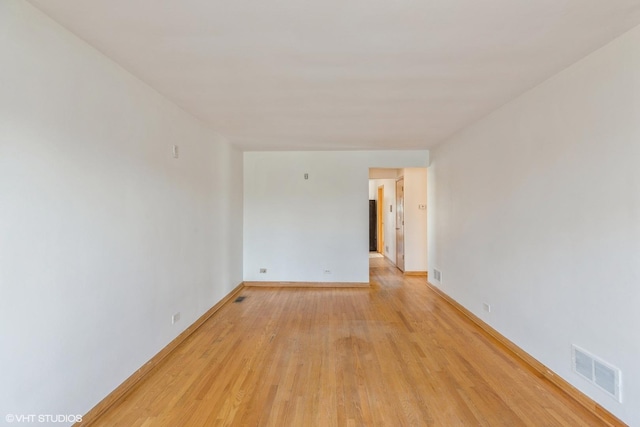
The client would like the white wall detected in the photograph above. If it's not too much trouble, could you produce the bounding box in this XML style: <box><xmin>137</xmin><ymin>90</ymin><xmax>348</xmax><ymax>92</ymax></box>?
<box><xmin>244</xmin><ymin>151</ymin><xmax>428</xmax><ymax>283</ymax></box>
<box><xmin>368</xmin><ymin>180</ymin><xmax>376</xmax><ymax>200</ymax></box>
<box><xmin>0</xmin><ymin>1</ymin><xmax>242</xmax><ymax>422</ymax></box>
<box><xmin>402</xmin><ymin>168</ymin><xmax>428</xmax><ymax>272</ymax></box>
<box><xmin>428</xmin><ymin>23</ymin><xmax>640</xmax><ymax>425</ymax></box>
<box><xmin>369</xmin><ymin>168</ymin><xmax>401</xmax><ymax>179</ymax></box>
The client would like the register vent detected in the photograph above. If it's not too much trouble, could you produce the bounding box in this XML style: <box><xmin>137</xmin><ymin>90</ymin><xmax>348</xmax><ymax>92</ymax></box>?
<box><xmin>433</xmin><ymin>269</ymin><xmax>442</xmax><ymax>283</ymax></box>
<box><xmin>572</xmin><ymin>345</ymin><xmax>621</xmax><ymax>402</ymax></box>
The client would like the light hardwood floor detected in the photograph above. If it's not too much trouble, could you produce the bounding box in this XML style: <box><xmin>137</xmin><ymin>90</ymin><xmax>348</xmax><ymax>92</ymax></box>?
<box><xmin>91</xmin><ymin>257</ymin><xmax>607</xmax><ymax>426</ymax></box>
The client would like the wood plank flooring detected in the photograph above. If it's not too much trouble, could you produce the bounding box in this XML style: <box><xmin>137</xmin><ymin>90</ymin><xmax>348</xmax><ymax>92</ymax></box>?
<box><xmin>91</xmin><ymin>257</ymin><xmax>606</xmax><ymax>426</ymax></box>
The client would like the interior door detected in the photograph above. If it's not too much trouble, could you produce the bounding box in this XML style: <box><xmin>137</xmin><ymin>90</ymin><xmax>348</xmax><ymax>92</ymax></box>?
<box><xmin>369</xmin><ymin>200</ymin><xmax>377</xmax><ymax>251</ymax></box>
<box><xmin>377</xmin><ymin>186</ymin><xmax>384</xmax><ymax>254</ymax></box>
<box><xmin>396</xmin><ymin>178</ymin><xmax>404</xmax><ymax>271</ymax></box>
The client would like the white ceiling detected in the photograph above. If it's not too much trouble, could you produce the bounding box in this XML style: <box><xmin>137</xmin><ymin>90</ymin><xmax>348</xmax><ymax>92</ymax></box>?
<box><xmin>29</xmin><ymin>0</ymin><xmax>640</xmax><ymax>151</ymax></box>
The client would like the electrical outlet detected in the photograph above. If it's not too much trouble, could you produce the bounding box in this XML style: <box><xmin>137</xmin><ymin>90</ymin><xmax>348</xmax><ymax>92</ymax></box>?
<box><xmin>483</xmin><ymin>303</ymin><xmax>491</xmax><ymax>313</ymax></box>
<box><xmin>259</xmin><ymin>268</ymin><xmax>267</xmax><ymax>274</ymax></box>
<box><xmin>323</xmin><ymin>269</ymin><xmax>332</xmax><ymax>274</ymax></box>
<box><xmin>172</xmin><ymin>144</ymin><xmax>179</xmax><ymax>159</ymax></box>
<box><xmin>172</xmin><ymin>312</ymin><xmax>181</xmax><ymax>324</ymax></box>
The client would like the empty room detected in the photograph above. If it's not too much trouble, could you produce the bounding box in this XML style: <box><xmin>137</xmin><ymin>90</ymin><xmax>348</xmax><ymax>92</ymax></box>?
<box><xmin>2</xmin><ymin>0</ymin><xmax>640</xmax><ymax>426</ymax></box>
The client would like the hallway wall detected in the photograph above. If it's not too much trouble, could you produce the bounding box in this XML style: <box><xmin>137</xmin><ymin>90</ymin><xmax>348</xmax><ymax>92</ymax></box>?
<box><xmin>244</xmin><ymin>151</ymin><xmax>428</xmax><ymax>283</ymax></box>
<box><xmin>402</xmin><ymin>168</ymin><xmax>428</xmax><ymax>272</ymax></box>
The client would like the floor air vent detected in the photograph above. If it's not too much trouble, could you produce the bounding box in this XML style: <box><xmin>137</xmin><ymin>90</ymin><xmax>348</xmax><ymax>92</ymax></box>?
<box><xmin>433</xmin><ymin>269</ymin><xmax>442</xmax><ymax>283</ymax></box>
<box><xmin>234</xmin><ymin>296</ymin><xmax>246</xmax><ymax>303</ymax></box>
<box><xmin>572</xmin><ymin>345</ymin><xmax>621</xmax><ymax>402</ymax></box>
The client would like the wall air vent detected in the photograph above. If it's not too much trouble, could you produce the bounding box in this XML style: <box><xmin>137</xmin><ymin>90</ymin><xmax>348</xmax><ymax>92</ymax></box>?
<box><xmin>572</xmin><ymin>345</ymin><xmax>622</xmax><ymax>402</ymax></box>
<box><xmin>433</xmin><ymin>269</ymin><xmax>442</xmax><ymax>283</ymax></box>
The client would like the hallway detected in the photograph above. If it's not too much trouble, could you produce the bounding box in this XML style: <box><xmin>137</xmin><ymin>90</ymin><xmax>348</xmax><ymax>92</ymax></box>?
<box><xmin>92</xmin><ymin>258</ymin><xmax>605</xmax><ymax>426</ymax></box>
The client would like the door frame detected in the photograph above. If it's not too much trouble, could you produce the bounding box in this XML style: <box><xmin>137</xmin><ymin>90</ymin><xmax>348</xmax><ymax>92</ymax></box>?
<box><xmin>396</xmin><ymin>178</ymin><xmax>405</xmax><ymax>272</ymax></box>
<box><xmin>377</xmin><ymin>185</ymin><xmax>384</xmax><ymax>254</ymax></box>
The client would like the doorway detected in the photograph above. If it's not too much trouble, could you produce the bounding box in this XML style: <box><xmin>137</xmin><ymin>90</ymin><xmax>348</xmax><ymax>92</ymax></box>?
<box><xmin>396</xmin><ymin>178</ymin><xmax>405</xmax><ymax>272</ymax></box>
